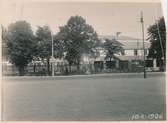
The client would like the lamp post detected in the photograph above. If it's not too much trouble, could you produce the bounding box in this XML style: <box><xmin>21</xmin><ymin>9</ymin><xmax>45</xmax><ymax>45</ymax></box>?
<box><xmin>140</xmin><ymin>11</ymin><xmax>146</xmax><ymax>78</ymax></box>
<box><xmin>51</xmin><ymin>31</ymin><xmax>55</xmax><ymax>76</ymax></box>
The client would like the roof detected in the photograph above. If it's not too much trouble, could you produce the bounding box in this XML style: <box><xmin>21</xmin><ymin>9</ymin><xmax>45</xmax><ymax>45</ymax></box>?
<box><xmin>99</xmin><ymin>35</ymin><xmax>141</xmax><ymax>40</ymax></box>
<box><xmin>114</xmin><ymin>55</ymin><xmax>144</xmax><ymax>61</ymax></box>
<box><xmin>120</xmin><ymin>41</ymin><xmax>150</xmax><ymax>50</ymax></box>
<box><xmin>99</xmin><ymin>35</ymin><xmax>150</xmax><ymax>50</ymax></box>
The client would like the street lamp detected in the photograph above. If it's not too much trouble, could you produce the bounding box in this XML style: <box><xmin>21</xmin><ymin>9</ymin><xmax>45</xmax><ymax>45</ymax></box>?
<box><xmin>50</xmin><ymin>31</ymin><xmax>55</xmax><ymax>76</ymax></box>
<box><xmin>140</xmin><ymin>11</ymin><xmax>146</xmax><ymax>78</ymax></box>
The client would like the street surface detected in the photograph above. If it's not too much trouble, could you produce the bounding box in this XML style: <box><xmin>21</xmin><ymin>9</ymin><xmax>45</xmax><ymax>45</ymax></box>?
<box><xmin>2</xmin><ymin>72</ymin><xmax>166</xmax><ymax>121</ymax></box>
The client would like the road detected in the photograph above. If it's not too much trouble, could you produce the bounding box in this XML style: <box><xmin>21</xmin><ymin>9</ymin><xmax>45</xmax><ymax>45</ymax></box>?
<box><xmin>2</xmin><ymin>72</ymin><xmax>166</xmax><ymax>121</ymax></box>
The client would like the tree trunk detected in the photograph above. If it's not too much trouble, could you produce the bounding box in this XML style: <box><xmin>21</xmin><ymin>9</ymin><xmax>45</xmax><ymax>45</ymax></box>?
<box><xmin>68</xmin><ymin>62</ymin><xmax>72</xmax><ymax>73</ymax></box>
<box><xmin>77</xmin><ymin>64</ymin><xmax>80</xmax><ymax>72</ymax></box>
<box><xmin>18</xmin><ymin>67</ymin><xmax>25</xmax><ymax>76</ymax></box>
<box><xmin>77</xmin><ymin>60</ymin><xmax>80</xmax><ymax>73</ymax></box>
<box><xmin>69</xmin><ymin>65</ymin><xmax>71</xmax><ymax>73</ymax></box>
<box><xmin>47</xmin><ymin>58</ymin><xmax>50</xmax><ymax>75</ymax></box>
<box><xmin>33</xmin><ymin>64</ymin><xmax>36</xmax><ymax>73</ymax></box>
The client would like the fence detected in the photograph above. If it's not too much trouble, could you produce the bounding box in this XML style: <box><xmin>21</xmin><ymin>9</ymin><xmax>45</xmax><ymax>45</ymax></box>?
<box><xmin>3</xmin><ymin>61</ymin><xmax>148</xmax><ymax>76</ymax></box>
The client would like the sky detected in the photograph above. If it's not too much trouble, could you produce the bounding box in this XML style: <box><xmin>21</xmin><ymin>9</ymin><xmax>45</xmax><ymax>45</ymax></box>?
<box><xmin>1</xmin><ymin>1</ymin><xmax>163</xmax><ymax>39</ymax></box>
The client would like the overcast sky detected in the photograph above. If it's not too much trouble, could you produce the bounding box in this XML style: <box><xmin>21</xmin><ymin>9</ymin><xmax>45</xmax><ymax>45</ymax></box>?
<box><xmin>2</xmin><ymin>1</ymin><xmax>163</xmax><ymax>39</ymax></box>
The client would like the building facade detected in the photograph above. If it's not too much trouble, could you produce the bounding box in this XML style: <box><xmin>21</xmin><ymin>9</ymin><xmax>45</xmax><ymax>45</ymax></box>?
<box><xmin>86</xmin><ymin>35</ymin><xmax>158</xmax><ymax>72</ymax></box>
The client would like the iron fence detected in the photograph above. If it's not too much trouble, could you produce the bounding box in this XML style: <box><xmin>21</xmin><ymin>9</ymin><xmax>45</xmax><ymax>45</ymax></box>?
<box><xmin>2</xmin><ymin>61</ymin><xmax>150</xmax><ymax>76</ymax></box>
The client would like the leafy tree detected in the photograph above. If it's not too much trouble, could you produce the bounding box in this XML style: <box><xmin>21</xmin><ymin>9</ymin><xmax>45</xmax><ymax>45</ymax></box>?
<box><xmin>147</xmin><ymin>17</ymin><xmax>166</xmax><ymax>70</ymax></box>
<box><xmin>35</xmin><ymin>26</ymin><xmax>52</xmax><ymax>75</ymax></box>
<box><xmin>53</xmin><ymin>34</ymin><xmax>65</xmax><ymax>59</ymax></box>
<box><xmin>57</xmin><ymin>15</ymin><xmax>99</xmax><ymax>70</ymax></box>
<box><xmin>103</xmin><ymin>38</ymin><xmax>123</xmax><ymax>61</ymax></box>
<box><xmin>35</xmin><ymin>26</ymin><xmax>65</xmax><ymax>75</ymax></box>
<box><xmin>6</xmin><ymin>21</ymin><xmax>35</xmax><ymax>75</ymax></box>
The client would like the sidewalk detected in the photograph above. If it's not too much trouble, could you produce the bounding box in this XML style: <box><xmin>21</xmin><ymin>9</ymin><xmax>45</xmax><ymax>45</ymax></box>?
<box><xmin>2</xmin><ymin>72</ymin><xmax>166</xmax><ymax>79</ymax></box>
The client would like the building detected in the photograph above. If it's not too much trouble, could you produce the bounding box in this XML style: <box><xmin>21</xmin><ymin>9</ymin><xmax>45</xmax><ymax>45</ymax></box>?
<box><xmin>85</xmin><ymin>35</ymin><xmax>158</xmax><ymax>72</ymax></box>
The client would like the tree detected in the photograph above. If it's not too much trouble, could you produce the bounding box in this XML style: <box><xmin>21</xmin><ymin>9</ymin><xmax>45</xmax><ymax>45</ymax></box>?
<box><xmin>147</xmin><ymin>17</ymin><xmax>166</xmax><ymax>70</ymax></box>
<box><xmin>103</xmin><ymin>38</ymin><xmax>123</xmax><ymax>61</ymax></box>
<box><xmin>53</xmin><ymin>34</ymin><xmax>65</xmax><ymax>59</ymax></box>
<box><xmin>57</xmin><ymin>15</ymin><xmax>99</xmax><ymax>70</ymax></box>
<box><xmin>6</xmin><ymin>21</ymin><xmax>35</xmax><ymax>75</ymax></box>
<box><xmin>35</xmin><ymin>26</ymin><xmax>52</xmax><ymax>75</ymax></box>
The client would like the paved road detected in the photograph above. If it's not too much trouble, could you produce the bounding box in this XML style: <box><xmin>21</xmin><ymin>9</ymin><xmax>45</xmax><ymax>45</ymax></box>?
<box><xmin>3</xmin><ymin>73</ymin><xmax>166</xmax><ymax>121</ymax></box>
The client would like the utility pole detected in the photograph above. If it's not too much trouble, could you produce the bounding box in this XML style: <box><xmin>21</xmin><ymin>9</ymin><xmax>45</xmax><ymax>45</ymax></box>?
<box><xmin>154</xmin><ymin>5</ymin><xmax>165</xmax><ymax>71</ymax></box>
<box><xmin>1</xmin><ymin>25</ymin><xmax>4</xmax><ymax>121</ymax></box>
<box><xmin>51</xmin><ymin>31</ymin><xmax>55</xmax><ymax>76</ymax></box>
<box><xmin>156</xmin><ymin>20</ymin><xmax>165</xmax><ymax>71</ymax></box>
<box><xmin>140</xmin><ymin>11</ymin><xmax>146</xmax><ymax>78</ymax></box>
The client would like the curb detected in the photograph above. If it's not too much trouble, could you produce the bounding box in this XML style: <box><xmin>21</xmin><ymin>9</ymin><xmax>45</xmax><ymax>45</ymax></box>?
<box><xmin>2</xmin><ymin>72</ymin><xmax>165</xmax><ymax>79</ymax></box>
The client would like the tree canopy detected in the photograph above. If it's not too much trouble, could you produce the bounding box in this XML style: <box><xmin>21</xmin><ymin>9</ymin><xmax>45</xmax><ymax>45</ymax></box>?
<box><xmin>35</xmin><ymin>26</ymin><xmax>52</xmax><ymax>60</ymax></box>
<box><xmin>103</xmin><ymin>38</ymin><xmax>123</xmax><ymax>61</ymax></box>
<box><xmin>35</xmin><ymin>25</ymin><xmax>53</xmax><ymax>75</ymax></box>
<box><xmin>147</xmin><ymin>17</ymin><xmax>166</xmax><ymax>60</ymax></box>
<box><xmin>6</xmin><ymin>21</ymin><xmax>35</xmax><ymax>75</ymax></box>
<box><xmin>57</xmin><ymin>15</ymin><xmax>99</xmax><ymax>66</ymax></box>
<box><xmin>147</xmin><ymin>17</ymin><xmax>166</xmax><ymax>70</ymax></box>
